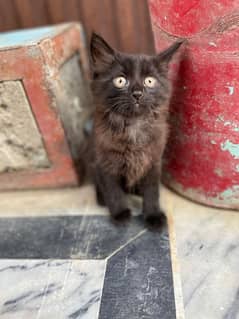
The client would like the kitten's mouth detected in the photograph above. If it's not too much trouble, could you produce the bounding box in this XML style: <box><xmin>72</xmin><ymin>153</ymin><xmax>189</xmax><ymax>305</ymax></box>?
<box><xmin>133</xmin><ymin>101</ymin><xmax>143</xmax><ymax>113</ymax></box>
<box><xmin>133</xmin><ymin>99</ymin><xmax>141</xmax><ymax>107</ymax></box>
<box><xmin>132</xmin><ymin>102</ymin><xmax>143</xmax><ymax>116</ymax></box>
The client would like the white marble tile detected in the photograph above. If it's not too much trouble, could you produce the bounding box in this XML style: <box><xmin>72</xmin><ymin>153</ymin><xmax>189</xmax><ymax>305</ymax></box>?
<box><xmin>0</xmin><ymin>185</ymin><xmax>108</xmax><ymax>217</ymax></box>
<box><xmin>0</xmin><ymin>184</ymin><xmax>143</xmax><ymax>218</ymax></box>
<box><xmin>163</xmin><ymin>187</ymin><xmax>239</xmax><ymax>319</ymax></box>
<box><xmin>0</xmin><ymin>259</ymin><xmax>106</xmax><ymax>319</ymax></box>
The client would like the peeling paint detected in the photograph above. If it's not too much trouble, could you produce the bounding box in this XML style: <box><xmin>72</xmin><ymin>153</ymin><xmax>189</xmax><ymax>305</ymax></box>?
<box><xmin>216</xmin><ymin>115</ymin><xmax>239</xmax><ymax>131</ymax></box>
<box><xmin>163</xmin><ymin>173</ymin><xmax>239</xmax><ymax>209</ymax></box>
<box><xmin>209</xmin><ymin>41</ymin><xmax>217</xmax><ymax>47</ymax></box>
<box><xmin>235</xmin><ymin>164</ymin><xmax>239</xmax><ymax>172</ymax></box>
<box><xmin>225</xmin><ymin>85</ymin><xmax>234</xmax><ymax>95</ymax></box>
<box><xmin>223</xmin><ymin>121</ymin><xmax>239</xmax><ymax>131</ymax></box>
<box><xmin>214</xmin><ymin>168</ymin><xmax>223</xmax><ymax>177</ymax></box>
<box><xmin>210</xmin><ymin>140</ymin><xmax>216</xmax><ymax>145</ymax></box>
<box><xmin>217</xmin><ymin>115</ymin><xmax>223</xmax><ymax>121</ymax></box>
<box><xmin>221</xmin><ymin>140</ymin><xmax>239</xmax><ymax>159</ymax></box>
<box><xmin>220</xmin><ymin>185</ymin><xmax>239</xmax><ymax>199</ymax></box>
<box><xmin>224</xmin><ymin>121</ymin><xmax>231</xmax><ymax>126</ymax></box>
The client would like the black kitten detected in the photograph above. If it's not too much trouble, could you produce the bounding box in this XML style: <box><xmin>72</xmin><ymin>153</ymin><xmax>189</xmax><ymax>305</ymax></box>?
<box><xmin>89</xmin><ymin>33</ymin><xmax>182</xmax><ymax>227</ymax></box>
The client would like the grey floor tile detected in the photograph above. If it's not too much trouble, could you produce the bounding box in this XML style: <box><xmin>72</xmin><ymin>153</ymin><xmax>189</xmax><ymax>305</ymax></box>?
<box><xmin>99</xmin><ymin>227</ymin><xmax>176</xmax><ymax>319</ymax></box>
<box><xmin>0</xmin><ymin>216</ymin><xmax>144</xmax><ymax>259</ymax></box>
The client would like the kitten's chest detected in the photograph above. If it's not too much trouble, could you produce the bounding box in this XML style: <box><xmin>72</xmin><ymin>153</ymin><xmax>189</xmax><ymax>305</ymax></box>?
<box><xmin>122</xmin><ymin>144</ymin><xmax>152</xmax><ymax>186</ymax></box>
<box><xmin>124</xmin><ymin>119</ymin><xmax>149</xmax><ymax>144</ymax></box>
<box><xmin>95</xmin><ymin>116</ymin><xmax>165</xmax><ymax>185</ymax></box>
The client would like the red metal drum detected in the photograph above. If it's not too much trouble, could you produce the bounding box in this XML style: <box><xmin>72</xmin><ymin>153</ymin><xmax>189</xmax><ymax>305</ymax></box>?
<box><xmin>148</xmin><ymin>0</ymin><xmax>239</xmax><ymax>208</ymax></box>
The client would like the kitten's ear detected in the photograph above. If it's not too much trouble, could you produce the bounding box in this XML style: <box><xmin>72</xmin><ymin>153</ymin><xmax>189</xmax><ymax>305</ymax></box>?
<box><xmin>156</xmin><ymin>41</ymin><xmax>184</xmax><ymax>70</ymax></box>
<box><xmin>90</xmin><ymin>33</ymin><xmax>115</xmax><ymax>67</ymax></box>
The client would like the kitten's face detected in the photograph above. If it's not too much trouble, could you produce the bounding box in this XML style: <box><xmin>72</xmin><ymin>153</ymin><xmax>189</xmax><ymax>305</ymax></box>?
<box><xmin>90</xmin><ymin>34</ymin><xmax>182</xmax><ymax>118</ymax></box>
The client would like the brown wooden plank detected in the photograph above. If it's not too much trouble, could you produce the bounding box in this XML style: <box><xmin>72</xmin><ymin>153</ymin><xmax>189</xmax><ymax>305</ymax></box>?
<box><xmin>12</xmin><ymin>0</ymin><xmax>32</xmax><ymax>28</ymax></box>
<box><xmin>134</xmin><ymin>0</ymin><xmax>155</xmax><ymax>54</ymax></box>
<box><xmin>14</xmin><ymin>0</ymin><xmax>48</xmax><ymax>28</ymax></box>
<box><xmin>78</xmin><ymin>0</ymin><xmax>102</xmax><ymax>36</ymax></box>
<box><xmin>0</xmin><ymin>0</ymin><xmax>20</xmax><ymax>31</ymax></box>
<box><xmin>46</xmin><ymin>0</ymin><xmax>65</xmax><ymax>24</ymax></box>
<box><xmin>31</xmin><ymin>0</ymin><xmax>49</xmax><ymax>26</ymax></box>
<box><xmin>0</xmin><ymin>0</ymin><xmax>154</xmax><ymax>57</ymax></box>
<box><xmin>64</xmin><ymin>0</ymin><xmax>81</xmax><ymax>21</ymax></box>
<box><xmin>79</xmin><ymin>0</ymin><xmax>119</xmax><ymax>49</ymax></box>
<box><xmin>94</xmin><ymin>0</ymin><xmax>119</xmax><ymax>49</ymax></box>
<box><xmin>46</xmin><ymin>0</ymin><xmax>83</xmax><ymax>25</ymax></box>
<box><xmin>113</xmin><ymin>0</ymin><xmax>140</xmax><ymax>53</ymax></box>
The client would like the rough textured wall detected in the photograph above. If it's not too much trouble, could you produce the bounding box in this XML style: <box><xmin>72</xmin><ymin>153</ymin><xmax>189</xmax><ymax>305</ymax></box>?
<box><xmin>0</xmin><ymin>81</ymin><xmax>49</xmax><ymax>172</ymax></box>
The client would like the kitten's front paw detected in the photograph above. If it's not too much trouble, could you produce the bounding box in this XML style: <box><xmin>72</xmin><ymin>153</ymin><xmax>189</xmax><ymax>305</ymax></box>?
<box><xmin>145</xmin><ymin>210</ymin><xmax>167</xmax><ymax>230</ymax></box>
<box><xmin>111</xmin><ymin>208</ymin><xmax>131</xmax><ymax>223</ymax></box>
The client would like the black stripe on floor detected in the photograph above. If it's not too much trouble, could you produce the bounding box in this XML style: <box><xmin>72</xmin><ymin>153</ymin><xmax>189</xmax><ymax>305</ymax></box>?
<box><xmin>99</xmin><ymin>226</ymin><xmax>176</xmax><ymax>319</ymax></box>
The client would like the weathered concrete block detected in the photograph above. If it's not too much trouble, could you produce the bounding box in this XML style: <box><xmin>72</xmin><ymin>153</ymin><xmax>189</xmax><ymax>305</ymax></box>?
<box><xmin>0</xmin><ymin>23</ymin><xmax>92</xmax><ymax>190</ymax></box>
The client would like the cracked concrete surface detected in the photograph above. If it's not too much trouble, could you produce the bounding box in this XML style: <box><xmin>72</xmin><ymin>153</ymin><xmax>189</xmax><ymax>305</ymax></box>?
<box><xmin>0</xmin><ymin>81</ymin><xmax>49</xmax><ymax>172</ymax></box>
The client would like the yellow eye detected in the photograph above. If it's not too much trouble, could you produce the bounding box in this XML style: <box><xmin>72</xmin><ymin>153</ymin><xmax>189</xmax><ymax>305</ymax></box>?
<box><xmin>113</xmin><ymin>76</ymin><xmax>128</xmax><ymax>88</ymax></box>
<box><xmin>144</xmin><ymin>77</ymin><xmax>157</xmax><ymax>88</ymax></box>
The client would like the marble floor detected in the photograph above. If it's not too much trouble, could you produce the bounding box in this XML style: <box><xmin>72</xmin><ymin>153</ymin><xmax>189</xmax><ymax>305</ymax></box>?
<box><xmin>0</xmin><ymin>185</ymin><xmax>238</xmax><ymax>319</ymax></box>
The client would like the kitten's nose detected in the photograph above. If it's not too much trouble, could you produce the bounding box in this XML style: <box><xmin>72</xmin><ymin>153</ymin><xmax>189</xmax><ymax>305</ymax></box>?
<box><xmin>132</xmin><ymin>90</ymin><xmax>143</xmax><ymax>100</ymax></box>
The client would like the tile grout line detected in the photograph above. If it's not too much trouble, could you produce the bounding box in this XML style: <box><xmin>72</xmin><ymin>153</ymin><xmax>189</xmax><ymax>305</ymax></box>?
<box><xmin>166</xmin><ymin>196</ymin><xmax>186</xmax><ymax>319</ymax></box>
<box><xmin>96</xmin><ymin>259</ymin><xmax>108</xmax><ymax>319</ymax></box>
<box><xmin>106</xmin><ymin>229</ymin><xmax>147</xmax><ymax>260</ymax></box>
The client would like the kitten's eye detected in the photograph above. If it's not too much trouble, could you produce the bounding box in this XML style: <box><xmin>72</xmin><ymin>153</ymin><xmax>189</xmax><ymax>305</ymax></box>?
<box><xmin>144</xmin><ymin>77</ymin><xmax>157</xmax><ymax>88</ymax></box>
<box><xmin>113</xmin><ymin>76</ymin><xmax>128</xmax><ymax>88</ymax></box>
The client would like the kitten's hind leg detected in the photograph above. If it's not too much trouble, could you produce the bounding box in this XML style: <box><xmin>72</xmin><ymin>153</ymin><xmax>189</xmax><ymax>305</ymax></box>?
<box><xmin>140</xmin><ymin>166</ymin><xmax>166</xmax><ymax>229</ymax></box>
<box><xmin>95</xmin><ymin>168</ymin><xmax>131</xmax><ymax>221</ymax></box>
